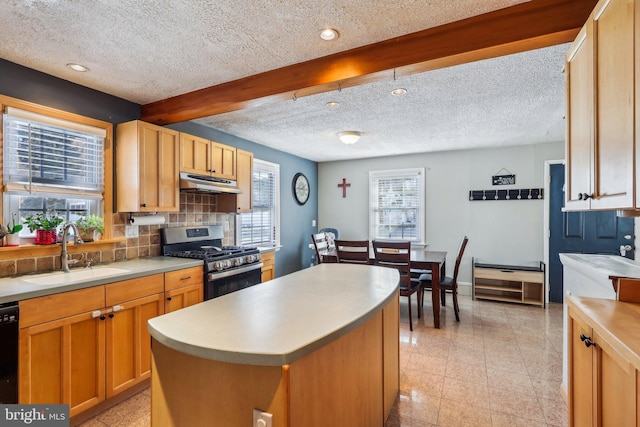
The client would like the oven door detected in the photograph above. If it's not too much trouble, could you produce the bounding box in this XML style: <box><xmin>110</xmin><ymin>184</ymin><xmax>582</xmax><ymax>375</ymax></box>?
<box><xmin>206</xmin><ymin>262</ymin><xmax>263</xmax><ymax>299</ymax></box>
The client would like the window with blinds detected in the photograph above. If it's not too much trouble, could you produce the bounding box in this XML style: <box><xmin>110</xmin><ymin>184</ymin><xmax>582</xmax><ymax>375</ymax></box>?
<box><xmin>238</xmin><ymin>159</ymin><xmax>280</xmax><ymax>247</ymax></box>
<box><xmin>369</xmin><ymin>168</ymin><xmax>425</xmax><ymax>244</ymax></box>
<box><xmin>3</xmin><ymin>107</ymin><xmax>105</xmax><ymax>195</ymax></box>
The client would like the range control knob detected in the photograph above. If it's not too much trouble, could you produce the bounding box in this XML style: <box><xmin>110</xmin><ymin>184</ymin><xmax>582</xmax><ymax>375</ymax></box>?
<box><xmin>212</xmin><ymin>261</ymin><xmax>225</xmax><ymax>271</ymax></box>
<box><xmin>234</xmin><ymin>257</ymin><xmax>244</xmax><ymax>266</ymax></box>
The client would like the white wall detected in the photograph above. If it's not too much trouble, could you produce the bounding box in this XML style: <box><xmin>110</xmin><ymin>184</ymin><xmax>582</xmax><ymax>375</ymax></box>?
<box><xmin>318</xmin><ymin>142</ymin><xmax>564</xmax><ymax>284</ymax></box>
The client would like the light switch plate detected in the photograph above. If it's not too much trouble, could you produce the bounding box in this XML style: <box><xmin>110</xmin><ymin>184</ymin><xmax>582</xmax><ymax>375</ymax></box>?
<box><xmin>125</xmin><ymin>225</ymin><xmax>139</xmax><ymax>238</ymax></box>
<box><xmin>253</xmin><ymin>409</ymin><xmax>272</xmax><ymax>427</ymax></box>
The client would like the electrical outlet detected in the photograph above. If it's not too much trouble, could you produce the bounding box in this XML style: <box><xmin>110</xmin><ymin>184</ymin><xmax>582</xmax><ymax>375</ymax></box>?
<box><xmin>312</xmin><ymin>219</ymin><xmax>316</xmax><ymax>227</ymax></box>
<box><xmin>253</xmin><ymin>409</ymin><xmax>273</xmax><ymax>427</ymax></box>
<box><xmin>125</xmin><ymin>225</ymin><xmax>139</xmax><ymax>238</ymax></box>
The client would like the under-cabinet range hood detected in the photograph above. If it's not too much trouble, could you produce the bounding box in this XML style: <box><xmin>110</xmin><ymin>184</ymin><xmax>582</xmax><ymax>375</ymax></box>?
<box><xmin>179</xmin><ymin>172</ymin><xmax>242</xmax><ymax>194</ymax></box>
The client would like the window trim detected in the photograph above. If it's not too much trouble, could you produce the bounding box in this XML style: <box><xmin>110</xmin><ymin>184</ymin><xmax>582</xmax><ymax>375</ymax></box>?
<box><xmin>369</xmin><ymin>167</ymin><xmax>426</xmax><ymax>245</ymax></box>
<box><xmin>236</xmin><ymin>158</ymin><xmax>280</xmax><ymax>247</ymax></box>
<box><xmin>0</xmin><ymin>95</ymin><xmax>114</xmax><ymax>240</ymax></box>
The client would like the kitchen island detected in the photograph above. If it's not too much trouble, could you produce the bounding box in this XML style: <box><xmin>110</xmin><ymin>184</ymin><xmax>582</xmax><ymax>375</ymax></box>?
<box><xmin>148</xmin><ymin>263</ymin><xmax>400</xmax><ymax>427</ymax></box>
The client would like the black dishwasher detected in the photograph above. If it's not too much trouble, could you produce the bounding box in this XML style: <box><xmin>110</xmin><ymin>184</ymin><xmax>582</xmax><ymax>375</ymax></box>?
<box><xmin>0</xmin><ymin>302</ymin><xmax>18</xmax><ymax>403</ymax></box>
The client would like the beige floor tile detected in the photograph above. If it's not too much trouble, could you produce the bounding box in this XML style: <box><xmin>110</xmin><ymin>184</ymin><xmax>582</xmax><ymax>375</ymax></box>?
<box><xmin>441</xmin><ymin>376</ymin><xmax>490</xmax><ymax>408</ymax></box>
<box><xmin>487</xmin><ymin>368</ymin><xmax>536</xmax><ymax>396</ymax></box>
<box><xmin>395</xmin><ymin>390</ymin><xmax>441</xmax><ymax>424</ymax></box>
<box><xmin>539</xmin><ymin>395</ymin><xmax>569</xmax><ymax>427</ymax></box>
<box><xmin>96</xmin><ymin>392</ymin><xmax>150</xmax><ymax>427</ymax></box>
<box><xmin>438</xmin><ymin>398</ymin><xmax>492</xmax><ymax>427</ymax></box>
<box><xmin>490</xmin><ymin>411</ymin><xmax>548</xmax><ymax>427</ymax></box>
<box><xmin>400</xmin><ymin>369</ymin><xmax>445</xmax><ymax>397</ymax></box>
<box><xmin>488</xmin><ymin>387</ymin><xmax>546</xmax><ymax>423</ymax></box>
<box><xmin>408</xmin><ymin>352</ymin><xmax>448</xmax><ymax>376</ymax></box>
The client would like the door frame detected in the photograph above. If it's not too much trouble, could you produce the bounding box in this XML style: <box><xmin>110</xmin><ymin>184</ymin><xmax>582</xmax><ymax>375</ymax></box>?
<box><xmin>543</xmin><ymin>159</ymin><xmax>565</xmax><ymax>305</ymax></box>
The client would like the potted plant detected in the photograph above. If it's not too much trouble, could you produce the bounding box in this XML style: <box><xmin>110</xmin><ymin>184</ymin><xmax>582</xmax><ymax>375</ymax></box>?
<box><xmin>74</xmin><ymin>214</ymin><xmax>104</xmax><ymax>242</ymax></box>
<box><xmin>5</xmin><ymin>214</ymin><xmax>22</xmax><ymax>246</ymax></box>
<box><xmin>24</xmin><ymin>212</ymin><xmax>64</xmax><ymax>245</ymax></box>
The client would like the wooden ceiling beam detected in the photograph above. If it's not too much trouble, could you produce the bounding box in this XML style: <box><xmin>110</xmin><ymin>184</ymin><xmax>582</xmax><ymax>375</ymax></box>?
<box><xmin>141</xmin><ymin>0</ymin><xmax>598</xmax><ymax>125</ymax></box>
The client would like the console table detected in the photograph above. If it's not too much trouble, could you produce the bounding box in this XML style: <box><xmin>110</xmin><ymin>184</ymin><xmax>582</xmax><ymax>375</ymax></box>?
<box><xmin>472</xmin><ymin>258</ymin><xmax>545</xmax><ymax>308</ymax></box>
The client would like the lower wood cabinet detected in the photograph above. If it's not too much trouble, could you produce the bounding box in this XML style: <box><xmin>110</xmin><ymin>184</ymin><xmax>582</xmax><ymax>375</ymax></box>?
<box><xmin>18</xmin><ymin>267</ymin><xmax>200</xmax><ymax>417</ymax></box>
<box><xmin>164</xmin><ymin>266</ymin><xmax>204</xmax><ymax>312</ymax></box>
<box><xmin>261</xmin><ymin>251</ymin><xmax>276</xmax><ymax>282</ymax></box>
<box><xmin>568</xmin><ymin>299</ymin><xmax>637</xmax><ymax>426</ymax></box>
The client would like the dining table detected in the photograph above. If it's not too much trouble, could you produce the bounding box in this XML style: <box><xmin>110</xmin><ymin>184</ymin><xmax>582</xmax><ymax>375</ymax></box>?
<box><xmin>322</xmin><ymin>247</ymin><xmax>448</xmax><ymax>328</ymax></box>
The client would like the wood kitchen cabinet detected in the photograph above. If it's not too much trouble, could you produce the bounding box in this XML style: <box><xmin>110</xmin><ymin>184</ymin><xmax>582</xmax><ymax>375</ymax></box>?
<box><xmin>568</xmin><ymin>299</ymin><xmax>637</xmax><ymax>426</ymax></box>
<box><xmin>116</xmin><ymin>120</ymin><xmax>180</xmax><ymax>212</ymax></box>
<box><xmin>104</xmin><ymin>275</ymin><xmax>164</xmax><ymax>398</ymax></box>
<box><xmin>19</xmin><ymin>286</ymin><xmax>106</xmax><ymax>417</ymax></box>
<box><xmin>218</xmin><ymin>148</ymin><xmax>253</xmax><ymax>213</ymax></box>
<box><xmin>164</xmin><ymin>266</ymin><xmax>203</xmax><ymax>312</ymax></box>
<box><xmin>17</xmin><ymin>270</ymin><xmax>188</xmax><ymax>417</ymax></box>
<box><xmin>179</xmin><ymin>132</ymin><xmax>237</xmax><ymax>180</ymax></box>
<box><xmin>261</xmin><ymin>251</ymin><xmax>276</xmax><ymax>282</ymax></box>
<box><xmin>565</xmin><ymin>0</ymin><xmax>635</xmax><ymax>211</ymax></box>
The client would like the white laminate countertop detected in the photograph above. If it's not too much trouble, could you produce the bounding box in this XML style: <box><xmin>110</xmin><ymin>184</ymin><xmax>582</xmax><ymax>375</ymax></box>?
<box><xmin>560</xmin><ymin>254</ymin><xmax>640</xmax><ymax>284</ymax></box>
<box><xmin>0</xmin><ymin>257</ymin><xmax>203</xmax><ymax>304</ymax></box>
<box><xmin>148</xmin><ymin>263</ymin><xmax>400</xmax><ymax>366</ymax></box>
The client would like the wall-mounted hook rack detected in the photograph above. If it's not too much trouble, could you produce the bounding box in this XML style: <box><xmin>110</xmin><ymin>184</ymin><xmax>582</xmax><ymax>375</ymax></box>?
<box><xmin>469</xmin><ymin>188</ymin><xmax>543</xmax><ymax>201</ymax></box>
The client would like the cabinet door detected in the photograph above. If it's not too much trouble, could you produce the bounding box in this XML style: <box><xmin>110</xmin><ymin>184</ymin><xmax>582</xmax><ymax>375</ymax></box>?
<box><xmin>591</xmin><ymin>0</ymin><xmax>635</xmax><ymax>209</ymax></box>
<box><xmin>105</xmin><ymin>293</ymin><xmax>164</xmax><ymax>398</ymax></box>
<box><xmin>261</xmin><ymin>252</ymin><xmax>275</xmax><ymax>282</ymax></box>
<box><xmin>180</xmin><ymin>133</ymin><xmax>211</xmax><ymax>175</ymax></box>
<box><xmin>165</xmin><ymin>283</ymin><xmax>204</xmax><ymax>313</ymax></box>
<box><xmin>235</xmin><ymin>149</ymin><xmax>253</xmax><ymax>212</ymax></box>
<box><xmin>568</xmin><ymin>310</ymin><xmax>593</xmax><ymax>426</ymax></box>
<box><xmin>19</xmin><ymin>312</ymin><xmax>105</xmax><ymax>417</ymax></box>
<box><xmin>565</xmin><ymin>23</ymin><xmax>594</xmax><ymax>211</ymax></box>
<box><xmin>139</xmin><ymin>124</ymin><xmax>179</xmax><ymax>212</ymax></box>
<box><xmin>593</xmin><ymin>329</ymin><xmax>636</xmax><ymax>426</ymax></box>
<box><xmin>211</xmin><ymin>142</ymin><xmax>236</xmax><ymax>180</ymax></box>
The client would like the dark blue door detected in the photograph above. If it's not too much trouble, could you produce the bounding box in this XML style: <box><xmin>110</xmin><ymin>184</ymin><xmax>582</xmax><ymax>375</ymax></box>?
<box><xmin>549</xmin><ymin>163</ymin><xmax>635</xmax><ymax>303</ymax></box>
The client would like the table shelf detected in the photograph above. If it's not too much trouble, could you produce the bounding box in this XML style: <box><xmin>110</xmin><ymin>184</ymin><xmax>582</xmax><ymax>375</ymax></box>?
<box><xmin>472</xmin><ymin>259</ymin><xmax>545</xmax><ymax>308</ymax></box>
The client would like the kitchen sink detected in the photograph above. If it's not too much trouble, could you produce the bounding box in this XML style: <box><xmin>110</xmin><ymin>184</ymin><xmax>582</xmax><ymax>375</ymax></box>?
<box><xmin>23</xmin><ymin>267</ymin><xmax>131</xmax><ymax>285</ymax></box>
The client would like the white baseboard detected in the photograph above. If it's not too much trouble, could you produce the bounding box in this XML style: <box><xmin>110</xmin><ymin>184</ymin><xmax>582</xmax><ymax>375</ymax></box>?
<box><xmin>458</xmin><ymin>282</ymin><xmax>472</xmax><ymax>296</ymax></box>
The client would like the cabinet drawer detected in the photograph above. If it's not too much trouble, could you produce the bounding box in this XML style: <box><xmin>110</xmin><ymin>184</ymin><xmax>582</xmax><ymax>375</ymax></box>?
<box><xmin>261</xmin><ymin>252</ymin><xmax>275</xmax><ymax>266</ymax></box>
<box><xmin>105</xmin><ymin>274</ymin><xmax>164</xmax><ymax>306</ymax></box>
<box><xmin>165</xmin><ymin>267</ymin><xmax>203</xmax><ymax>291</ymax></box>
<box><xmin>474</xmin><ymin>268</ymin><xmax>542</xmax><ymax>283</ymax></box>
<box><xmin>19</xmin><ymin>286</ymin><xmax>105</xmax><ymax>328</ymax></box>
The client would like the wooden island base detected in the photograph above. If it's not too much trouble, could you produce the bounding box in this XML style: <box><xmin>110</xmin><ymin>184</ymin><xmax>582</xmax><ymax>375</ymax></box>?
<box><xmin>151</xmin><ymin>293</ymin><xmax>399</xmax><ymax>427</ymax></box>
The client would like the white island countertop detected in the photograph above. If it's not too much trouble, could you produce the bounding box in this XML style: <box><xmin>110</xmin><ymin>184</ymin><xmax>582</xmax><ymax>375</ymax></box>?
<box><xmin>148</xmin><ymin>263</ymin><xmax>400</xmax><ymax>366</ymax></box>
<box><xmin>560</xmin><ymin>253</ymin><xmax>640</xmax><ymax>296</ymax></box>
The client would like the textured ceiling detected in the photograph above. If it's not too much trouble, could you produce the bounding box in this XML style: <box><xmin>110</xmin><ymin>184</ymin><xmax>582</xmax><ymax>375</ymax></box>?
<box><xmin>0</xmin><ymin>0</ymin><xmax>569</xmax><ymax>162</ymax></box>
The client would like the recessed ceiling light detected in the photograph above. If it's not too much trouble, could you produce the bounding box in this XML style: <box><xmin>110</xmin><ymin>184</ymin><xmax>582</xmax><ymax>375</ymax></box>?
<box><xmin>320</xmin><ymin>28</ymin><xmax>339</xmax><ymax>41</ymax></box>
<box><xmin>391</xmin><ymin>88</ymin><xmax>407</xmax><ymax>96</ymax></box>
<box><xmin>67</xmin><ymin>63</ymin><xmax>89</xmax><ymax>72</ymax></box>
<box><xmin>326</xmin><ymin>101</ymin><xmax>339</xmax><ymax>108</ymax></box>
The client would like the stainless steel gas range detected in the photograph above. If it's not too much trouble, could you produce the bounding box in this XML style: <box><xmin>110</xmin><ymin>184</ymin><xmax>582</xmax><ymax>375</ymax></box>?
<box><xmin>161</xmin><ymin>225</ymin><xmax>262</xmax><ymax>300</ymax></box>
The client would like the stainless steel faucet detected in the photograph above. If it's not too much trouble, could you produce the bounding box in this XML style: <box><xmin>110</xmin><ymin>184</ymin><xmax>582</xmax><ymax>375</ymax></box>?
<box><xmin>61</xmin><ymin>224</ymin><xmax>84</xmax><ymax>272</ymax></box>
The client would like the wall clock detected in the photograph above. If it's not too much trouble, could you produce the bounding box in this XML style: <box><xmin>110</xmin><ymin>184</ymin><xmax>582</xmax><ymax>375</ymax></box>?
<box><xmin>292</xmin><ymin>173</ymin><xmax>310</xmax><ymax>205</ymax></box>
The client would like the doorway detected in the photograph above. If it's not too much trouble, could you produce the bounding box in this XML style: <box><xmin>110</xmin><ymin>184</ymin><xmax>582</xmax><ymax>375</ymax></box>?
<box><xmin>547</xmin><ymin>163</ymin><xmax>634</xmax><ymax>303</ymax></box>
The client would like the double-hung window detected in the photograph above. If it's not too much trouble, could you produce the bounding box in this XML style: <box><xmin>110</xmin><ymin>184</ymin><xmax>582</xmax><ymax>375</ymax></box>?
<box><xmin>369</xmin><ymin>168</ymin><xmax>425</xmax><ymax>245</ymax></box>
<box><xmin>3</xmin><ymin>106</ymin><xmax>106</xmax><ymax>236</ymax></box>
<box><xmin>237</xmin><ymin>159</ymin><xmax>280</xmax><ymax>247</ymax></box>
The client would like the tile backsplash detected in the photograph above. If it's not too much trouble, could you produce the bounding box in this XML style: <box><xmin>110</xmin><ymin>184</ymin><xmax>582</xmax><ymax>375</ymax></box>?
<box><xmin>0</xmin><ymin>193</ymin><xmax>234</xmax><ymax>278</ymax></box>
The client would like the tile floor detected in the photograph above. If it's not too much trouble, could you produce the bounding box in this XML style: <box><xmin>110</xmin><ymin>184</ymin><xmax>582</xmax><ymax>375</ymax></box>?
<box><xmin>78</xmin><ymin>294</ymin><xmax>566</xmax><ymax>427</ymax></box>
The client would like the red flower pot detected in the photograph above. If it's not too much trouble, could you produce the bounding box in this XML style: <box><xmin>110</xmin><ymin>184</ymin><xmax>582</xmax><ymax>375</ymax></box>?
<box><xmin>35</xmin><ymin>229</ymin><xmax>57</xmax><ymax>245</ymax></box>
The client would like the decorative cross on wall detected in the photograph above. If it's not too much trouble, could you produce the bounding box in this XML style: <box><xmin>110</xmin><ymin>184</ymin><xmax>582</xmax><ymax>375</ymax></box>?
<box><xmin>338</xmin><ymin>178</ymin><xmax>351</xmax><ymax>198</ymax></box>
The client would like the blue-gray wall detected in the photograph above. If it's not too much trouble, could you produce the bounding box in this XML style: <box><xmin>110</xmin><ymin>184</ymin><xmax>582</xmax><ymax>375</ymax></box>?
<box><xmin>0</xmin><ymin>59</ymin><xmax>317</xmax><ymax>276</ymax></box>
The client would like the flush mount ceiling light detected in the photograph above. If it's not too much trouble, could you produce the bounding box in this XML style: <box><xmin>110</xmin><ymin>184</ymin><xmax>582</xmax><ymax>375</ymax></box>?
<box><xmin>67</xmin><ymin>63</ymin><xmax>89</xmax><ymax>72</ymax></box>
<box><xmin>391</xmin><ymin>88</ymin><xmax>407</xmax><ymax>96</ymax></box>
<box><xmin>337</xmin><ymin>131</ymin><xmax>361</xmax><ymax>145</ymax></box>
<box><xmin>326</xmin><ymin>101</ymin><xmax>339</xmax><ymax>108</ymax></box>
<box><xmin>320</xmin><ymin>28</ymin><xmax>339</xmax><ymax>41</ymax></box>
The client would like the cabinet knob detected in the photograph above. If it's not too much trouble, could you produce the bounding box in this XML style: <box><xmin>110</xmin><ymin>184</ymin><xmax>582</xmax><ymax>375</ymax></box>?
<box><xmin>578</xmin><ymin>193</ymin><xmax>593</xmax><ymax>200</ymax></box>
<box><xmin>141</xmin><ymin>203</ymin><xmax>147</xmax><ymax>207</ymax></box>
<box><xmin>167</xmin><ymin>297</ymin><xmax>173</xmax><ymax>301</ymax></box>
<box><xmin>100</xmin><ymin>315</ymin><xmax>106</xmax><ymax>321</ymax></box>
<box><xmin>108</xmin><ymin>313</ymin><xmax>115</xmax><ymax>319</ymax></box>
<box><xmin>580</xmin><ymin>333</ymin><xmax>596</xmax><ymax>348</ymax></box>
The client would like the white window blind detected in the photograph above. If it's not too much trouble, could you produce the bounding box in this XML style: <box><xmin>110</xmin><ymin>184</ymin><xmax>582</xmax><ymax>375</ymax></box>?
<box><xmin>3</xmin><ymin>107</ymin><xmax>104</xmax><ymax>196</ymax></box>
<box><xmin>369</xmin><ymin>168</ymin><xmax>425</xmax><ymax>244</ymax></box>
<box><xmin>238</xmin><ymin>159</ymin><xmax>280</xmax><ymax>246</ymax></box>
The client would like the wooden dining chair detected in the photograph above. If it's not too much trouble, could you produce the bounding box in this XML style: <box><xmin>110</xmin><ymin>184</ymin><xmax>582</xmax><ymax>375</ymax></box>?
<box><xmin>334</xmin><ymin>240</ymin><xmax>370</xmax><ymax>264</ymax></box>
<box><xmin>311</xmin><ymin>232</ymin><xmax>330</xmax><ymax>264</ymax></box>
<box><xmin>372</xmin><ymin>240</ymin><xmax>421</xmax><ymax>331</ymax></box>
<box><xmin>419</xmin><ymin>236</ymin><xmax>469</xmax><ymax>322</ymax></box>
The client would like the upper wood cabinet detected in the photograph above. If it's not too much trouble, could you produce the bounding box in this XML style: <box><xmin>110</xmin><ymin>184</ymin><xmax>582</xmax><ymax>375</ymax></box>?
<box><xmin>179</xmin><ymin>132</ymin><xmax>237</xmax><ymax>180</ymax></box>
<box><xmin>565</xmin><ymin>0</ymin><xmax>636</xmax><ymax>211</ymax></box>
<box><xmin>116</xmin><ymin>120</ymin><xmax>180</xmax><ymax>212</ymax></box>
<box><xmin>218</xmin><ymin>148</ymin><xmax>253</xmax><ymax>213</ymax></box>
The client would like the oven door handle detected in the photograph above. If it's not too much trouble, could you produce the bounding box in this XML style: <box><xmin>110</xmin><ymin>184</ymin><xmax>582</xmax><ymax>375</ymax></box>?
<box><xmin>207</xmin><ymin>262</ymin><xmax>264</xmax><ymax>281</ymax></box>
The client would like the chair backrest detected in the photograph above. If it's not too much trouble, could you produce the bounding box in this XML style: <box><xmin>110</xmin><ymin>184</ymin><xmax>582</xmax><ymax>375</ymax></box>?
<box><xmin>335</xmin><ymin>240</ymin><xmax>370</xmax><ymax>265</ymax></box>
<box><xmin>319</xmin><ymin>227</ymin><xmax>340</xmax><ymax>239</ymax></box>
<box><xmin>372</xmin><ymin>240</ymin><xmax>411</xmax><ymax>285</ymax></box>
<box><xmin>311</xmin><ymin>232</ymin><xmax>330</xmax><ymax>264</ymax></box>
<box><xmin>451</xmin><ymin>236</ymin><xmax>469</xmax><ymax>284</ymax></box>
